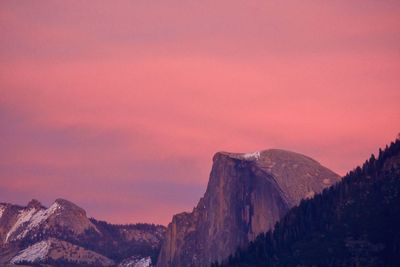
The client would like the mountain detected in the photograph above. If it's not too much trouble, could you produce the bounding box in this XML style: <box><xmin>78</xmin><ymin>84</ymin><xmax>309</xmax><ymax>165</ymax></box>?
<box><xmin>216</xmin><ymin>139</ymin><xmax>400</xmax><ymax>267</ymax></box>
<box><xmin>10</xmin><ymin>238</ymin><xmax>115</xmax><ymax>266</ymax></box>
<box><xmin>156</xmin><ymin>149</ymin><xmax>340</xmax><ymax>267</ymax></box>
<box><xmin>0</xmin><ymin>198</ymin><xmax>166</xmax><ymax>266</ymax></box>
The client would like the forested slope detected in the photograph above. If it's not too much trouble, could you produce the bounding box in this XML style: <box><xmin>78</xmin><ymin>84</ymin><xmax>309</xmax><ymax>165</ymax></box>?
<box><xmin>216</xmin><ymin>138</ymin><xmax>400</xmax><ymax>267</ymax></box>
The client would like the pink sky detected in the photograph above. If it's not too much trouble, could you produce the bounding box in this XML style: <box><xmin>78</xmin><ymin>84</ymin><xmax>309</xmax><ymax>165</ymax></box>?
<box><xmin>1</xmin><ymin>1</ymin><xmax>399</xmax><ymax>225</ymax></box>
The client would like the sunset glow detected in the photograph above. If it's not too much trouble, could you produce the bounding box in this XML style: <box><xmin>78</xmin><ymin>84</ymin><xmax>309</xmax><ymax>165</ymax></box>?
<box><xmin>1</xmin><ymin>1</ymin><xmax>399</xmax><ymax>224</ymax></box>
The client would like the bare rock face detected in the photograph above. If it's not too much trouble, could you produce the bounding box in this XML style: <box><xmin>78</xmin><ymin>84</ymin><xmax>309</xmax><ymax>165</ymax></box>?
<box><xmin>0</xmin><ymin>198</ymin><xmax>98</xmax><ymax>244</ymax></box>
<box><xmin>0</xmin><ymin>199</ymin><xmax>165</xmax><ymax>266</ymax></box>
<box><xmin>157</xmin><ymin>149</ymin><xmax>340</xmax><ymax>267</ymax></box>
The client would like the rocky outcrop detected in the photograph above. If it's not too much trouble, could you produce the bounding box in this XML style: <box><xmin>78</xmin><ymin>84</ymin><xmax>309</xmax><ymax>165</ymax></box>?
<box><xmin>157</xmin><ymin>149</ymin><xmax>340</xmax><ymax>267</ymax></box>
<box><xmin>0</xmin><ymin>198</ymin><xmax>99</xmax><ymax>245</ymax></box>
<box><xmin>0</xmin><ymin>199</ymin><xmax>166</xmax><ymax>266</ymax></box>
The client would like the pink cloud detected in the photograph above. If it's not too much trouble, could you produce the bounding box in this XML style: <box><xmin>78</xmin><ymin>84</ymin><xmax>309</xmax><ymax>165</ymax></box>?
<box><xmin>1</xmin><ymin>0</ymin><xmax>399</xmax><ymax>224</ymax></box>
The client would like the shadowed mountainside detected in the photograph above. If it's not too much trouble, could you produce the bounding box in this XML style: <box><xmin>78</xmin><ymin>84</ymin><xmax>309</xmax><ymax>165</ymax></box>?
<box><xmin>216</xmin><ymin>139</ymin><xmax>400</xmax><ymax>267</ymax></box>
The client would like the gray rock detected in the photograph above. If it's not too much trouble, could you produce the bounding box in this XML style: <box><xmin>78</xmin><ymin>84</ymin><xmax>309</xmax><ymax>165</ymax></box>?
<box><xmin>157</xmin><ymin>149</ymin><xmax>340</xmax><ymax>267</ymax></box>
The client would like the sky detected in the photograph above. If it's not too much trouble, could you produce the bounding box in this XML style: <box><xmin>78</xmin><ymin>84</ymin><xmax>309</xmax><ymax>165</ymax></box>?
<box><xmin>0</xmin><ymin>1</ymin><xmax>399</xmax><ymax>225</ymax></box>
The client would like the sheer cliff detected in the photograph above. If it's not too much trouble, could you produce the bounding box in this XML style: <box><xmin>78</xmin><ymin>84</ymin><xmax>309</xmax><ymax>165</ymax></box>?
<box><xmin>157</xmin><ymin>149</ymin><xmax>340</xmax><ymax>267</ymax></box>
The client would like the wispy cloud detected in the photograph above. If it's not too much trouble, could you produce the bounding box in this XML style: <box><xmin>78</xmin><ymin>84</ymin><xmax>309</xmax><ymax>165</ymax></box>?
<box><xmin>1</xmin><ymin>0</ymin><xmax>399</xmax><ymax>224</ymax></box>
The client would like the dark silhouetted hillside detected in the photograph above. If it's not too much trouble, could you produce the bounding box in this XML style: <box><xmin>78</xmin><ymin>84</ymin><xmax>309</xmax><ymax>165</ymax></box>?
<box><xmin>216</xmin><ymin>138</ymin><xmax>400</xmax><ymax>267</ymax></box>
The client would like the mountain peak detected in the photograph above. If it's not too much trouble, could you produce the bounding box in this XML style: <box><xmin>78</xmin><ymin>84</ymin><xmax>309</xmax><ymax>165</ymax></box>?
<box><xmin>158</xmin><ymin>148</ymin><xmax>340</xmax><ymax>267</ymax></box>
<box><xmin>54</xmin><ymin>198</ymin><xmax>87</xmax><ymax>214</ymax></box>
<box><xmin>55</xmin><ymin>198</ymin><xmax>75</xmax><ymax>206</ymax></box>
<box><xmin>215</xmin><ymin>149</ymin><xmax>319</xmax><ymax>163</ymax></box>
<box><xmin>0</xmin><ymin>198</ymin><xmax>166</xmax><ymax>266</ymax></box>
<box><xmin>216</xmin><ymin>151</ymin><xmax>262</xmax><ymax>161</ymax></box>
<box><xmin>27</xmin><ymin>199</ymin><xmax>43</xmax><ymax>209</ymax></box>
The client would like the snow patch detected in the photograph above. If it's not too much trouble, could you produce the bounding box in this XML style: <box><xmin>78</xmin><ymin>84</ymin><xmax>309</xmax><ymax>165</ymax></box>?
<box><xmin>242</xmin><ymin>151</ymin><xmax>261</xmax><ymax>160</ymax></box>
<box><xmin>0</xmin><ymin>205</ymin><xmax>5</xmax><ymax>219</ymax></box>
<box><xmin>10</xmin><ymin>239</ymin><xmax>50</xmax><ymax>264</ymax></box>
<box><xmin>6</xmin><ymin>208</ymin><xmax>36</xmax><ymax>242</ymax></box>
<box><xmin>119</xmin><ymin>256</ymin><xmax>152</xmax><ymax>267</ymax></box>
<box><xmin>16</xmin><ymin>202</ymin><xmax>62</xmax><ymax>240</ymax></box>
<box><xmin>6</xmin><ymin>202</ymin><xmax>62</xmax><ymax>242</ymax></box>
<box><xmin>133</xmin><ymin>257</ymin><xmax>152</xmax><ymax>267</ymax></box>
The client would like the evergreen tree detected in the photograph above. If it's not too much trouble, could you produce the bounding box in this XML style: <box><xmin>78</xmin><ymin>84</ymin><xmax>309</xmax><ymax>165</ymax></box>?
<box><xmin>218</xmin><ymin>139</ymin><xmax>400</xmax><ymax>267</ymax></box>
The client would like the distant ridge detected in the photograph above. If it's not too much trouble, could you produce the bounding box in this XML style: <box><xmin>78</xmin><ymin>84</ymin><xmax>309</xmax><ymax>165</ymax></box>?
<box><xmin>0</xmin><ymin>198</ymin><xmax>165</xmax><ymax>266</ymax></box>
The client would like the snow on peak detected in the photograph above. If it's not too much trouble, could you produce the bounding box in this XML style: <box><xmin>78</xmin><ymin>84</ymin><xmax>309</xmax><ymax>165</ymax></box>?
<box><xmin>5</xmin><ymin>202</ymin><xmax>62</xmax><ymax>242</ymax></box>
<box><xmin>5</xmin><ymin>208</ymin><xmax>36</xmax><ymax>242</ymax></box>
<box><xmin>219</xmin><ymin>151</ymin><xmax>262</xmax><ymax>161</ymax></box>
<box><xmin>0</xmin><ymin>205</ymin><xmax>5</xmax><ymax>219</ymax></box>
<box><xmin>242</xmin><ymin>151</ymin><xmax>261</xmax><ymax>160</ymax></box>
<box><xmin>10</xmin><ymin>239</ymin><xmax>51</xmax><ymax>264</ymax></box>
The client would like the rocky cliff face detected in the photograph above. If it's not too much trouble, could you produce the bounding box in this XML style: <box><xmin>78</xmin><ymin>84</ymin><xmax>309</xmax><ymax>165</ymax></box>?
<box><xmin>0</xmin><ymin>198</ymin><xmax>165</xmax><ymax>266</ymax></box>
<box><xmin>157</xmin><ymin>149</ymin><xmax>340</xmax><ymax>267</ymax></box>
<box><xmin>0</xmin><ymin>198</ymin><xmax>99</xmax><ymax>245</ymax></box>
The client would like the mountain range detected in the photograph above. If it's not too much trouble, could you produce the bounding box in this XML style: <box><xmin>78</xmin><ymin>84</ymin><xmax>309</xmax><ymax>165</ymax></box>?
<box><xmin>0</xmin><ymin>198</ymin><xmax>165</xmax><ymax>266</ymax></box>
<box><xmin>1</xmin><ymin>139</ymin><xmax>399</xmax><ymax>266</ymax></box>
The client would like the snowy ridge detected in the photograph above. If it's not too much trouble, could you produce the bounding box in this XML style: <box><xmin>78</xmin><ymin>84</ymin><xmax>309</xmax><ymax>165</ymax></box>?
<box><xmin>0</xmin><ymin>205</ymin><xmax>5</xmax><ymax>219</ymax></box>
<box><xmin>1</xmin><ymin>199</ymin><xmax>164</xmax><ymax>267</ymax></box>
<box><xmin>5</xmin><ymin>208</ymin><xmax>36</xmax><ymax>242</ymax></box>
<box><xmin>242</xmin><ymin>151</ymin><xmax>261</xmax><ymax>160</ymax></box>
<box><xmin>5</xmin><ymin>202</ymin><xmax>62</xmax><ymax>242</ymax></box>
<box><xmin>220</xmin><ymin>151</ymin><xmax>262</xmax><ymax>161</ymax></box>
<box><xmin>10</xmin><ymin>239</ymin><xmax>51</xmax><ymax>264</ymax></box>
